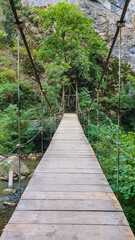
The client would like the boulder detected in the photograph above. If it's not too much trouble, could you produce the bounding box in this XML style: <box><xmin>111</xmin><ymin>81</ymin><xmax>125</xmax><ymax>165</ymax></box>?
<box><xmin>0</xmin><ymin>155</ymin><xmax>4</xmax><ymax>160</ymax></box>
<box><xmin>28</xmin><ymin>153</ymin><xmax>42</xmax><ymax>161</ymax></box>
<box><xmin>0</xmin><ymin>155</ymin><xmax>30</xmax><ymax>180</ymax></box>
<box><xmin>2</xmin><ymin>189</ymin><xmax>16</xmax><ymax>195</ymax></box>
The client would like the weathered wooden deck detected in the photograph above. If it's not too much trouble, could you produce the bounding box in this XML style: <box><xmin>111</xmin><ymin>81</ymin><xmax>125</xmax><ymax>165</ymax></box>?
<box><xmin>1</xmin><ymin>113</ymin><xmax>134</xmax><ymax>239</ymax></box>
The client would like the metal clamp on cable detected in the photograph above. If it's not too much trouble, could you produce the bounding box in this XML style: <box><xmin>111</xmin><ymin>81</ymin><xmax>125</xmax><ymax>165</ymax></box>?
<box><xmin>14</xmin><ymin>22</ymin><xmax>23</xmax><ymax>29</ymax></box>
<box><xmin>16</xmin><ymin>144</ymin><xmax>22</xmax><ymax>148</ymax></box>
<box><xmin>117</xmin><ymin>21</ymin><xmax>125</xmax><ymax>28</ymax></box>
<box><xmin>95</xmin><ymin>88</ymin><xmax>101</xmax><ymax>92</ymax></box>
<box><xmin>42</xmin><ymin>89</ymin><xmax>47</xmax><ymax>94</ymax></box>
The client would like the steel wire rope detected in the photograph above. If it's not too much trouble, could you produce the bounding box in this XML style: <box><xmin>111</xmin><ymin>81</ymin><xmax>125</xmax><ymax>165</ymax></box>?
<box><xmin>78</xmin><ymin>111</ymin><xmax>135</xmax><ymax>162</ymax></box>
<box><xmin>99</xmin><ymin>127</ymin><xmax>135</xmax><ymax>161</ymax></box>
<box><xmin>0</xmin><ymin>146</ymin><xmax>18</xmax><ymax>162</ymax></box>
<box><xmin>0</xmin><ymin>127</ymin><xmax>42</xmax><ymax>162</ymax></box>
<box><xmin>76</xmin><ymin>96</ymin><xmax>134</xmax><ymax>164</ymax></box>
<box><xmin>22</xmin><ymin>128</ymin><xmax>42</xmax><ymax>147</ymax></box>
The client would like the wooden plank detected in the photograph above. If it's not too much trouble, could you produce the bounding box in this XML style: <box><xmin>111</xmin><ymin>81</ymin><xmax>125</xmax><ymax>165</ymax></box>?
<box><xmin>16</xmin><ymin>199</ymin><xmax>122</xmax><ymax>211</ymax></box>
<box><xmin>35</xmin><ymin>168</ymin><xmax>103</xmax><ymax>174</ymax></box>
<box><xmin>1</xmin><ymin>225</ymin><xmax>134</xmax><ymax>240</ymax></box>
<box><xmin>25</xmin><ymin>184</ymin><xmax>113</xmax><ymax>192</ymax></box>
<box><xmin>9</xmin><ymin>211</ymin><xmax>129</xmax><ymax>225</ymax></box>
<box><xmin>42</xmin><ymin>156</ymin><xmax>97</xmax><ymax>160</ymax></box>
<box><xmin>21</xmin><ymin>191</ymin><xmax>117</xmax><ymax>200</ymax></box>
<box><xmin>31</xmin><ymin>173</ymin><xmax>105</xmax><ymax>179</ymax></box>
<box><xmin>36</xmin><ymin>161</ymin><xmax>100</xmax><ymax>168</ymax></box>
<box><xmin>29</xmin><ymin>173</ymin><xmax>108</xmax><ymax>185</ymax></box>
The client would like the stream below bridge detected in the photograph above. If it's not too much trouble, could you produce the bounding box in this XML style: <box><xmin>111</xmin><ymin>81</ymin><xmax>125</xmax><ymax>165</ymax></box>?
<box><xmin>0</xmin><ymin>158</ymin><xmax>40</xmax><ymax>236</ymax></box>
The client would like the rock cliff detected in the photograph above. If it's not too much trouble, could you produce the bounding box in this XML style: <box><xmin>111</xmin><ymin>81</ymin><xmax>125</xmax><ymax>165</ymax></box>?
<box><xmin>21</xmin><ymin>0</ymin><xmax>135</xmax><ymax>70</ymax></box>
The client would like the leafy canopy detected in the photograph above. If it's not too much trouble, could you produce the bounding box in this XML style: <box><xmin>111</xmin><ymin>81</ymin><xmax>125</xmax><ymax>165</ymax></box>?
<box><xmin>37</xmin><ymin>2</ymin><xmax>106</xmax><ymax>87</ymax></box>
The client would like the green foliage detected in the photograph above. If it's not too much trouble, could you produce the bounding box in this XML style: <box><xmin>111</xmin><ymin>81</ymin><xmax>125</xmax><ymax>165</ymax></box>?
<box><xmin>0</xmin><ymin>29</ymin><xmax>7</xmax><ymax>49</ymax></box>
<box><xmin>78</xmin><ymin>88</ymin><xmax>91</xmax><ymax>109</ymax></box>
<box><xmin>0</xmin><ymin>103</ymin><xmax>57</xmax><ymax>154</ymax></box>
<box><xmin>37</xmin><ymin>2</ymin><xmax>106</xmax><ymax>89</ymax></box>
<box><xmin>0</xmin><ymin>0</ymin><xmax>21</xmax><ymax>45</ymax></box>
<box><xmin>82</xmin><ymin>112</ymin><xmax>135</xmax><ymax>233</ymax></box>
<box><xmin>2</xmin><ymin>160</ymin><xmax>11</xmax><ymax>171</ymax></box>
<box><xmin>0</xmin><ymin>68</ymin><xmax>16</xmax><ymax>83</ymax></box>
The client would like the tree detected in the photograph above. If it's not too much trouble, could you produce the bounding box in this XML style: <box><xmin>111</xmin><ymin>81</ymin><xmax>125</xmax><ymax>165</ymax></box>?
<box><xmin>37</xmin><ymin>2</ymin><xmax>106</xmax><ymax>91</ymax></box>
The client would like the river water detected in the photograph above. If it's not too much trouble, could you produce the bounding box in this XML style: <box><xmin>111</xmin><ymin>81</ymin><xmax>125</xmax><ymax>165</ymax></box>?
<box><xmin>0</xmin><ymin>158</ymin><xmax>40</xmax><ymax>236</ymax></box>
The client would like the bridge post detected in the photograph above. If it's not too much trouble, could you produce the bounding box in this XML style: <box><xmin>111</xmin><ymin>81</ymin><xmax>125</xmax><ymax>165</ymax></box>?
<box><xmin>88</xmin><ymin>110</ymin><xmax>90</xmax><ymax>141</ymax></box>
<box><xmin>76</xmin><ymin>82</ymin><xmax>78</xmax><ymax>113</ymax></box>
<box><xmin>96</xmin><ymin>88</ymin><xmax>100</xmax><ymax>157</ymax></box>
<box><xmin>63</xmin><ymin>84</ymin><xmax>65</xmax><ymax>113</ymax></box>
<box><xmin>41</xmin><ymin>90</ymin><xmax>44</xmax><ymax>156</ymax></box>
<box><xmin>14</xmin><ymin>23</ymin><xmax>22</xmax><ymax>199</ymax></box>
<box><xmin>116</xmin><ymin>21</ymin><xmax>125</xmax><ymax>200</ymax></box>
<box><xmin>8</xmin><ymin>170</ymin><xmax>13</xmax><ymax>189</ymax></box>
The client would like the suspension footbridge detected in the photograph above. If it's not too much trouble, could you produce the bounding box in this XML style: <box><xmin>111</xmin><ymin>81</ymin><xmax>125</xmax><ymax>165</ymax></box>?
<box><xmin>0</xmin><ymin>0</ymin><xmax>135</xmax><ymax>238</ymax></box>
<box><xmin>1</xmin><ymin>114</ymin><xmax>134</xmax><ymax>239</ymax></box>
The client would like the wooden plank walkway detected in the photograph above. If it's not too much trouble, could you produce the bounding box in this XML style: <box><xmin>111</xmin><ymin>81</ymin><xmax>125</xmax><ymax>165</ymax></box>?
<box><xmin>1</xmin><ymin>113</ymin><xmax>134</xmax><ymax>240</ymax></box>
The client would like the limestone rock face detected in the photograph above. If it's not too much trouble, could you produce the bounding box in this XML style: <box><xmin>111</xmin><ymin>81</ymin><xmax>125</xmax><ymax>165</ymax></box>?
<box><xmin>0</xmin><ymin>155</ymin><xmax>30</xmax><ymax>180</ymax></box>
<box><xmin>21</xmin><ymin>0</ymin><xmax>135</xmax><ymax>70</ymax></box>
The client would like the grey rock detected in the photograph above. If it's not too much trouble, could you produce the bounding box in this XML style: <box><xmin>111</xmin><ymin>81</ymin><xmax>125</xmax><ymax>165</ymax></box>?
<box><xmin>0</xmin><ymin>155</ymin><xmax>4</xmax><ymax>160</ymax></box>
<box><xmin>21</xmin><ymin>0</ymin><xmax>135</xmax><ymax>70</ymax></box>
<box><xmin>2</xmin><ymin>188</ymin><xmax>16</xmax><ymax>195</ymax></box>
<box><xmin>0</xmin><ymin>155</ymin><xmax>30</xmax><ymax>180</ymax></box>
<box><xmin>28</xmin><ymin>153</ymin><xmax>42</xmax><ymax>161</ymax></box>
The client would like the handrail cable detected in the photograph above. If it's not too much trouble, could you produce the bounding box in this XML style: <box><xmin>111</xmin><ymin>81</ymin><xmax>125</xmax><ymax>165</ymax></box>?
<box><xmin>87</xmin><ymin>0</ymin><xmax>130</xmax><ymax>113</ymax></box>
<box><xmin>9</xmin><ymin>0</ymin><xmax>53</xmax><ymax>112</ymax></box>
<box><xmin>22</xmin><ymin>128</ymin><xmax>42</xmax><ymax>147</ymax></box>
<box><xmin>0</xmin><ymin>146</ymin><xmax>18</xmax><ymax>162</ymax></box>
<box><xmin>1</xmin><ymin>128</ymin><xmax>42</xmax><ymax>162</ymax></box>
<box><xmin>99</xmin><ymin>127</ymin><xmax>135</xmax><ymax>161</ymax></box>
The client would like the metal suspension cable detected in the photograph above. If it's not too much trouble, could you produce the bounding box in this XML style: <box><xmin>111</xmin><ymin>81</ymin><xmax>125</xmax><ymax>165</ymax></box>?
<box><xmin>1</xmin><ymin>124</ymin><xmax>42</xmax><ymax>158</ymax></box>
<box><xmin>22</xmin><ymin>128</ymin><xmax>42</xmax><ymax>147</ymax></box>
<box><xmin>9</xmin><ymin>0</ymin><xmax>53</xmax><ymax>112</ymax></box>
<box><xmin>0</xmin><ymin>146</ymin><xmax>18</xmax><ymax>162</ymax></box>
<box><xmin>87</xmin><ymin>0</ymin><xmax>130</xmax><ymax>113</ymax></box>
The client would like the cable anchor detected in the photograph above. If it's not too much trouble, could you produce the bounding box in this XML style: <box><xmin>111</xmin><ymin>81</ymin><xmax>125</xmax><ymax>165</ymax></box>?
<box><xmin>116</xmin><ymin>21</ymin><xmax>125</xmax><ymax>28</ymax></box>
<box><xmin>14</xmin><ymin>22</ymin><xmax>23</xmax><ymax>29</ymax></box>
<box><xmin>16</xmin><ymin>144</ymin><xmax>22</xmax><ymax>148</ymax></box>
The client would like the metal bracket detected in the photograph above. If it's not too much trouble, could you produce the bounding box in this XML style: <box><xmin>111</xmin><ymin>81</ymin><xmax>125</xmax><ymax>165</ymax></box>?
<box><xmin>95</xmin><ymin>88</ymin><xmax>101</xmax><ymax>92</ymax></box>
<box><xmin>117</xmin><ymin>21</ymin><xmax>125</xmax><ymax>28</ymax></box>
<box><xmin>14</xmin><ymin>22</ymin><xmax>23</xmax><ymax>29</ymax></box>
<box><xmin>16</xmin><ymin>144</ymin><xmax>22</xmax><ymax>148</ymax></box>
